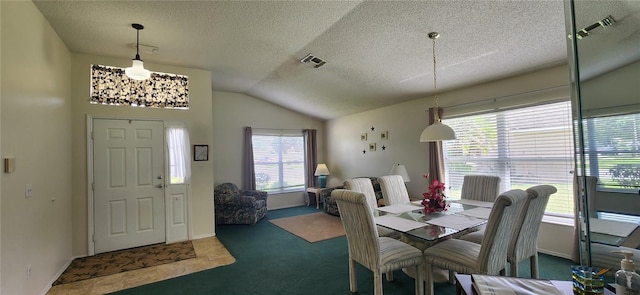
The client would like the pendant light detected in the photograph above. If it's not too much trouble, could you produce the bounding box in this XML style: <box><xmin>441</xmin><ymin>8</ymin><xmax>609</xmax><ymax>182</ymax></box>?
<box><xmin>125</xmin><ymin>23</ymin><xmax>151</xmax><ymax>80</ymax></box>
<box><xmin>419</xmin><ymin>32</ymin><xmax>456</xmax><ymax>142</ymax></box>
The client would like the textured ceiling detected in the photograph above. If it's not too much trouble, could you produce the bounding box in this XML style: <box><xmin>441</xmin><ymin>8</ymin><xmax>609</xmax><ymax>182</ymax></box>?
<box><xmin>32</xmin><ymin>1</ymin><xmax>638</xmax><ymax>120</ymax></box>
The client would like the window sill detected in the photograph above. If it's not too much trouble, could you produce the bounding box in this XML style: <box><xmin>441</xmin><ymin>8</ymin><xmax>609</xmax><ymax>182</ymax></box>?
<box><xmin>542</xmin><ymin>214</ymin><xmax>574</xmax><ymax>227</ymax></box>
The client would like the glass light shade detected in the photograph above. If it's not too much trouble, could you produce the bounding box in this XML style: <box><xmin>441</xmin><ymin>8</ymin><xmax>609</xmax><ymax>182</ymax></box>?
<box><xmin>314</xmin><ymin>164</ymin><xmax>330</xmax><ymax>176</ymax></box>
<box><xmin>390</xmin><ymin>164</ymin><xmax>411</xmax><ymax>182</ymax></box>
<box><xmin>419</xmin><ymin>121</ymin><xmax>456</xmax><ymax>142</ymax></box>
<box><xmin>125</xmin><ymin>59</ymin><xmax>151</xmax><ymax>80</ymax></box>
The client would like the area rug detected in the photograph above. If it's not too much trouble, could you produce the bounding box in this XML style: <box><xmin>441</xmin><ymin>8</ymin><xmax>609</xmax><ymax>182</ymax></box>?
<box><xmin>52</xmin><ymin>241</ymin><xmax>196</xmax><ymax>286</ymax></box>
<box><xmin>270</xmin><ymin>212</ymin><xmax>345</xmax><ymax>243</ymax></box>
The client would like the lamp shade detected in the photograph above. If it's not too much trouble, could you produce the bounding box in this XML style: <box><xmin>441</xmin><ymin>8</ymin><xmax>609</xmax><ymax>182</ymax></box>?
<box><xmin>314</xmin><ymin>164</ymin><xmax>330</xmax><ymax>176</ymax></box>
<box><xmin>125</xmin><ymin>59</ymin><xmax>151</xmax><ymax>80</ymax></box>
<box><xmin>419</xmin><ymin>121</ymin><xmax>456</xmax><ymax>142</ymax></box>
<box><xmin>390</xmin><ymin>164</ymin><xmax>411</xmax><ymax>182</ymax></box>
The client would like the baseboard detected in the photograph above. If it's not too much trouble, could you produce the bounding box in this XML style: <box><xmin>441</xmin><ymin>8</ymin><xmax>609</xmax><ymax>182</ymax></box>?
<box><xmin>42</xmin><ymin>254</ymin><xmax>85</xmax><ymax>295</ymax></box>
<box><xmin>268</xmin><ymin>203</ymin><xmax>307</xmax><ymax>211</ymax></box>
<box><xmin>192</xmin><ymin>232</ymin><xmax>216</xmax><ymax>240</ymax></box>
<box><xmin>539</xmin><ymin>249</ymin><xmax>572</xmax><ymax>260</ymax></box>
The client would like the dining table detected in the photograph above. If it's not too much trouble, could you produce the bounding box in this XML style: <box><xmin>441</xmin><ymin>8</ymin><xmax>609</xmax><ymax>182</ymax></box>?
<box><xmin>373</xmin><ymin>199</ymin><xmax>494</xmax><ymax>282</ymax></box>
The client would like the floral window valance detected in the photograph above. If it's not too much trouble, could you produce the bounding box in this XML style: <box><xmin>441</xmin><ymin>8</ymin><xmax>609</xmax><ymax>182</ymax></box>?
<box><xmin>90</xmin><ymin>64</ymin><xmax>189</xmax><ymax>109</ymax></box>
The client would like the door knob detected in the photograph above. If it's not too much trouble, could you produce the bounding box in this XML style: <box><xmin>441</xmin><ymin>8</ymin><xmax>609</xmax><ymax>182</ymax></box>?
<box><xmin>156</xmin><ymin>184</ymin><xmax>163</xmax><ymax>188</ymax></box>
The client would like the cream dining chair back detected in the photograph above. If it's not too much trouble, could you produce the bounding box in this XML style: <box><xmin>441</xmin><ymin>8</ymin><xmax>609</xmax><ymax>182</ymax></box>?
<box><xmin>344</xmin><ymin>178</ymin><xmax>398</xmax><ymax>238</ymax></box>
<box><xmin>460</xmin><ymin>184</ymin><xmax>557</xmax><ymax>278</ymax></box>
<box><xmin>378</xmin><ymin>175</ymin><xmax>411</xmax><ymax>206</ymax></box>
<box><xmin>344</xmin><ymin>178</ymin><xmax>379</xmax><ymax>212</ymax></box>
<box><xmin>460</xmin><ymin>175</ymin><xmax>501</xmax><ymax>202</ymax></box>
<box><xmin>422</xmin><ymin>189</ymin><xmax>528</xmax><ymax>295</ymax></box>
<box><xmin>331</xmin><ymin>189</ymin><xmax>424</xmax><ymax>295</ymax></box>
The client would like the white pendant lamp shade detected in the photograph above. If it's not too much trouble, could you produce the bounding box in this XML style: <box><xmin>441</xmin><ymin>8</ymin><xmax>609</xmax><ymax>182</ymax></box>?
<box><xmin>420</xmin><ymin>121</ymin><xmax>456</xmax><ymax>142</ymax></box>
<box><xmin>125</xmin><ymin>23</ymin><xmax>151</xmax><ymax>81</ymax></box>
<box><xmin>125</xmin><ymin>59</ymin><xmax>151</xmax><ymax>80</ymax></box>
<box><xmin>419</xmin><ymin>32</ymin><xmax>456</xmax><ymax>142</ymax></box>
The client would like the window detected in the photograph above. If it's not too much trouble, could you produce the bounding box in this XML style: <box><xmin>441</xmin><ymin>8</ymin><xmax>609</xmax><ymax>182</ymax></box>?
<box><xmin>166</xmin><ymin>126</ymin><xmax>190</xmax><ymax>184</ymax></box>
<box><xmin>442</xmin><ymin>101</ymin><xmax>575</xmax><ymax>215</ymax></box>
<box><xmin>252</xmin><ymin>132</ymin><xmax>305</xmax><ymax>193</ymax></box>
<box><xmin>90</xmin><ymin>64</ymin><xmax>189</xmax><ymax>109</ymax></box>
<box><xmin>583</xmin><ymin>113</ymin><xmax>640</xmax><ymax>192</ymax></box>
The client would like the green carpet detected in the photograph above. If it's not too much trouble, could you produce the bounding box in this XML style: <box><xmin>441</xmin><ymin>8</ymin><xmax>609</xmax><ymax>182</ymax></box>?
<box><xmin>109</xmin><ymin>206</ymin><xmax>575</xmax><ymax>295</ymax></box>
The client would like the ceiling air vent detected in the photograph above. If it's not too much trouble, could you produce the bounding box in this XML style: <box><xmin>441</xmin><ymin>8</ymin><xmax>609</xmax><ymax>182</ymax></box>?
<box><xmin>300</xmin><ymin>54</ymin><xmax>327</xmax><ymax>68</ymax></box>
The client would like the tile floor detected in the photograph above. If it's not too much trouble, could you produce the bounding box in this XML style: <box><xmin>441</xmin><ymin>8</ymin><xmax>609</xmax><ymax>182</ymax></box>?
<box><xmin>46</xmin><ymin>237</ymin><xmax>235</xmax><ymax>295</ymax></box>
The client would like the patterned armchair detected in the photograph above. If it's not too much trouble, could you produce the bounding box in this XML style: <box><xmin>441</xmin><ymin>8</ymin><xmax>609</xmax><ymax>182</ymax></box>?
<box><xmin>214</xmin><ymin>183</ymin><xmax>268</xmax><ymax>225</ymax></box>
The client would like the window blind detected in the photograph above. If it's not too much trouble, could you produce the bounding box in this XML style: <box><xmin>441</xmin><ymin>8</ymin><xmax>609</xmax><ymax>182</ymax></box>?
<box><xmin>252</xmin><ymin>134</ymin><xmax>305</xmax><ymax>193</ymax></box>
<box><xmin>442</xmin><ymin>101</ymin><xmax>575</xmax><ymax>215</ymax></box>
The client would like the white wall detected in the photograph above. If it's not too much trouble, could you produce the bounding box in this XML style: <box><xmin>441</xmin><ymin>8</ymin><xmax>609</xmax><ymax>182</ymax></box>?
<box><xmin>326</xmin><ymin>64</ymin><xmax>576</xmax><ymax>257</ymax></box>
<box><xmin>70</xmin><ymin>54</ymin><xmax>215</xmax><ymax>255</ymax></box>
<box><xmin>1</xmin><ymin>2</ymin><xmax>73</xmax><ymax>294</ymax></box>
<box><xmin>212</xmin><ymin>91</ymin><xmax>324</xmax><ymax>209</ymax></box>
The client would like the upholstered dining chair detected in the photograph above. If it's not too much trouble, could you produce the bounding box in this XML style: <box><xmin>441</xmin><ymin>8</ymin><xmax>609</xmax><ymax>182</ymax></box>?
<box><xmin>332</xmin><ymin>189</ymin><xmax>424</xmax><ymax>295</ymax></box>
<box><xmin>344</xmin><ymin>178</ymin><xmax>398</xmax><ymax>238</ymax></box>
<box><xmin>460</xmin><ymin>185</ymin><xmax>557</xmax><ymax>278</ymax></box>
<box><xmin>422</xmin><ymin>189</ymin><xmax>528</xmax><ymax>295</ymax></box>
<box><xmin>378</xmin><ymin>175</ymin><xmax>411</xmax><ymax>206</ymax></box>
<box><xmin>460</xmin><ymin>175</ymin><xmax>501</xmax><ymax>202</ymax></box>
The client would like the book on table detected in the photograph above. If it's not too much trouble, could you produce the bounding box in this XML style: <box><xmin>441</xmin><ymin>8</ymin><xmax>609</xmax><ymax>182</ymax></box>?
<box><xmin>471</xmin><ymin>274</ymin><xmax>564</xmax><ymax>295</ymax></box>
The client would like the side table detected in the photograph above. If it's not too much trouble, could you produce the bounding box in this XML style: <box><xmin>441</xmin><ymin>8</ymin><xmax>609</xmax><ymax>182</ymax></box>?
<box><xmin>306</xmin><ymin>187</ymin><xmax>329</xmax><ymax>209</ymax></box>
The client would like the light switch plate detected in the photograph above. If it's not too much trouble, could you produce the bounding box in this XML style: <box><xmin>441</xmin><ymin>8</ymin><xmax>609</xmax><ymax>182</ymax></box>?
<box><xmin>25</xmin><ymin>184</ymin><xmax>33</xmax><ymax>198</ymax></box>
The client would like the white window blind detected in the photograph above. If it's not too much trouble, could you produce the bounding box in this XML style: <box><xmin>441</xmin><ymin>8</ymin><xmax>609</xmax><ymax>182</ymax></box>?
<box><xmin>252</xmin><ymin>133</ymin><xmax>305</xmax><ymax>193</ymax></box>
<box><xmin>583</xmin><ymin>113</ymin><xmax>640</xmax><ymax>192</ymax></box>
<box><xmin>442</xmin><ymin>101</ymin><xmax>575</xmax><ymax>215</ymax></box>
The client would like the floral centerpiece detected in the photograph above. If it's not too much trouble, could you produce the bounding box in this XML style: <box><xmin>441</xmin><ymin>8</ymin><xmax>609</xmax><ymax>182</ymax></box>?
<box><xmin>421</xmin><ymin>174</ymin><xmax>450</xmax><ymax>214</ymax></box>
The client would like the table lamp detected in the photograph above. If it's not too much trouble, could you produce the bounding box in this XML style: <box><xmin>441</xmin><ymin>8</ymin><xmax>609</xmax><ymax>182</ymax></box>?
<box><xmin>390</xmin><ymin>164</ymin><xmax>411</xmax><ymax>182</ymax></box>
<box><xmin>314</xmin><ymin>164</ymin><xmax>330</xmax><ymax>188</ymax></box>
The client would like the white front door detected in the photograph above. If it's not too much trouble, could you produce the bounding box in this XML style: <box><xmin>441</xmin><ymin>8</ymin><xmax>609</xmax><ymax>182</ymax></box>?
<box><xmin>93</xmin><ymin>119</ymin><xmax>165</xmax><ymax>254</ymax></box>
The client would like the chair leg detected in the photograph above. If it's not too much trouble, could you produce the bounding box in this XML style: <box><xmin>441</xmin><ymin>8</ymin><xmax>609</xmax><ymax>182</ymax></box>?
<box><xmin>448</xmin><ymin>270</ymin><xmax>456</xmax><ymax>284</ymax></box>
<box><xmin>349</xmin><ymin>259</ymin><xmax>358</xmax><ymax>293</ymax></box>
<box><xmin>374</xmin><ymin>271</ymin><xmax>383</xmax><ymax>295</ymax></box>
<box><xmin>415</xmin><ymin>264</ymin><xmax>424</xmax><ymax>295</ymax></box>
<box><xmin>386</xmin><ymin>271</ymin><xmax>394</xmax><ymax>282</ymax></box>
<box><xmin>509</xmin><ymin>261</ymin><xmax>518</xmax><ymax>278</ymax></box>
<box><xmin>425</xmin><ymin>264</ymin><xmax>434</xmax><ymax>295</ymax></box>
<box><xmin>530</xmin><ymin>255</ymin><xmax>539</xmax><ymax>279</ymax></box>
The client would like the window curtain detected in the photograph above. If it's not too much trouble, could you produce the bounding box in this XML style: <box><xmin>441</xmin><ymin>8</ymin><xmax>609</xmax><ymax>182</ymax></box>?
<box><xmin>243</xmin><ymin>127</ymin><xmax>256</xmax><ymax>190</ymax></box>
<box><xmin>303</xmin><ymin>129</ymin><xmax>318</xmax><ymax>189</ymax></box>
<box><xmin>166</xmin><ymin>124</ymin><xmax>191</xmax><ymax>184</ymax></box>
<box><xmin>427</xmin><ymin>107</ymin><xmax>445</xmax><ymax>184</ymax></box>
<box><xmin>90</xmin><ymin>64</ymin><xmax>189</xmax><ymax>108</ymax></box>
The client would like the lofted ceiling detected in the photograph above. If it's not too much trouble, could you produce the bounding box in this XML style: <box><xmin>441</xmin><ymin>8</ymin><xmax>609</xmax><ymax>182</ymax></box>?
<box><xmin>32</xmin><ymin>1</ymin><xmax>638</xmax><ymax>120</ymax></box>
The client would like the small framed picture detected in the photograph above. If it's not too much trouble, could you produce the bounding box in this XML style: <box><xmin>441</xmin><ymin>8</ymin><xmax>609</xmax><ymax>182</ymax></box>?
<box><xmin>381</xmin><ymin>131</ymin><xmax>388</xmax><ymax>140</ymax></box>
<box><xmin>193</xmin><ymin>145</ymin><xmax>209</xmax><ymax>161</ymax></box>
<box><xmin>369</xmin><ymin>143</ymin><xmax>377</xmax><ymax>151</ymax></box>
<box><xmin>361</xmin><ymin>133</ymin><xmax>368</xmax><ymax>141</ymax></box>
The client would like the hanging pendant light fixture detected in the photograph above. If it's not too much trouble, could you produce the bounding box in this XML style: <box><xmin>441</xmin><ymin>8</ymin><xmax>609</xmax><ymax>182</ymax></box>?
<box><xmin>125</xmin><ymin>23</ymin><xmax>151</xmax><ymax>80</ymax></box>
<box><xmin>419</xmin><ymin>32</ymin><xmax>456</xmax><ymax>142</ymax></box>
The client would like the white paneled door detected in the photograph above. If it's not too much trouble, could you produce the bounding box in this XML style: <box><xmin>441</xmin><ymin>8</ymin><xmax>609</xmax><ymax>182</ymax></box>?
<box><xmin>93</xmin><ymin>119</ymin><xmax>165</xmax><ymax>254</ymax></box>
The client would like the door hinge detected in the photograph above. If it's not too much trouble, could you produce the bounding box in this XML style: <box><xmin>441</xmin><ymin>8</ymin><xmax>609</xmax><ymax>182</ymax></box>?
<box><xmin>92</xmin><ymin>234</ymin><xmax>95</xmax><ymax>242</ymax></box>
<box><xmin>91</xmin><ymin>132</ymin><xmax>94</xmax><ymax>140</ymax></box>
<box><xmin>92</xmin><ymin>183</ymin><xmax>95</xmax><ymax>191</ymax></box>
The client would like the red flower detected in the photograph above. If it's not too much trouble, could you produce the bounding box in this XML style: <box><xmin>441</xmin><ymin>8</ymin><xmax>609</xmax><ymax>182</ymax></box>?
<box><xmin>422</xmin><ymin>175</ymin><xmax>449</xmax><ymax>213</ymax></box>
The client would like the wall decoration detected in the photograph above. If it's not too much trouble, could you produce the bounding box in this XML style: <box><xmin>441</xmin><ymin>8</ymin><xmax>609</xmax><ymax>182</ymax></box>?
<box><xmin>194</xmin><ymin>145</ymin><xmax>209</xmax><ymax>161</ymax></box>
<box><xmin>381</xmin><ymin>131</ymin><xmax>388</xmax><ymax>140</ymax></box>
<box><xmin>361</xmin><ymin>133</ymin><xmax>368</xmax><ymax>141</ymax></box>
<box><xmin>382</xmin><ymin>145</ymin><xmax>386</xmax><ymax>151</ymax></box>
<box><xmin>369</xmin><ymin>143</ymin><xmax>377</xmax><ymax>151</ymax></box>
<box><xmin>362</xmin><ymin>149</ymin><xmax>367</xmax><ymax>154</ymax></box>
<box><xmin>371</xmin><ymin>126</ymin><xmax>375</xmax><ymax>131</ymax></box>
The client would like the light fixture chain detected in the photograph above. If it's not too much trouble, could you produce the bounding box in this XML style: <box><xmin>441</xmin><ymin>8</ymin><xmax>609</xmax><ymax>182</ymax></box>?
<box><xmin>432</xmin><ymin>37</ymin><xmax>438</xmax><ymax>111</ymax></box>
